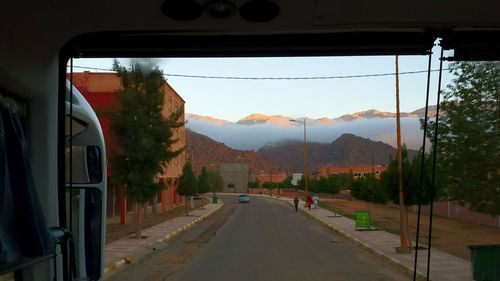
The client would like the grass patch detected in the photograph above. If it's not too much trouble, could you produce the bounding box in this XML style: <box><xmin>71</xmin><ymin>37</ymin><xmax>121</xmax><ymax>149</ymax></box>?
<box><xmin>373</xmin><ymin>221</ymin><xmax>399</xmax><ymax>234</ymax></box>
<box><xmin>319</xmin><ymin>199</ymin><xmax>500</xmax><ymax>260</ymax></box>
<box><xmin>319</xmin><ymin>202</ymin><xmax>399</xmax><ymax>234</ymax></box>
<box><xmin>319</xmin><ymin>202</ymin><xmax>354</xmax><ymax>219</ymax></box>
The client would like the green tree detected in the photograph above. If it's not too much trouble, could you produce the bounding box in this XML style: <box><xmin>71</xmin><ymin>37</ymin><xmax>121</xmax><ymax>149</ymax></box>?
<box><xmin>352</xmin><ymin>175</ymin><xmax>388</xmax><ymax>204</ymax></box>
<box><xmin>297</xmin><ymin>177</ymin><xmax>305</xmax><ymax>190</ymax></box>
<box><xmin>305</xmin><ymin>176</ymin><xmax>343</xmax><ymax>195</ymax></box>
<box><xmin>109</xmin><ymin>59</ymin><xmax>183</xmax><ymax>238</ymax></box>
<box><xmin>261</xmin><ymin>182</ymin><xmax>275</xmax><ymax>189</ymax></box>
<box><xmin>177</xmin><ymin>163</ymin><xmax>198</xmax><ymax>215</ymax></box>
<box><xmin>227</xmin><ymin>182</ymin><xmax>236</xmax><ymax>193</ymax></box>
<box><xmin>207</xmin><ymin>171</ymin><xmax>224</xmax><ymax>196</ymax></box>
<box><xmin>408</xmin><ymin>151</ymin><xmax>434</xmax><ymax>205</ymax></box>
<box><xmin>197</xmin><ymin>167</ymin><xmax>209</xmax><ymax>209</ymax></box>
<box><xmin>277</xmin><ymin>176</ymin><xmax>293</xmax><ymax>189</ymax></box>
<box><xmin>324</xmin><ymin>175</ymin><xmax>344</xmax><ymax>194</ymax></box>
<box><xmin>308</xmin><ymin>177</ymin><xmax>321</xmax><ymax>193</ymax></box>
<box><xmin>247</xmin><ymin>179</ymin><xmax>261</xmax><ymax>189</ymax></box>
<box><xmin>331</xmin><ymin>174</ymin><xmax>353</xmax><ymax>190</ymax></box>
<box><xmin>425</xmin><ymin>62</ymin><xmax>500</xmax><ymax>215</ymax></box>
<box><xmin>380</xmin><ymin>147</ymin><xmax>433</xmax><ymax>206</ymax></box>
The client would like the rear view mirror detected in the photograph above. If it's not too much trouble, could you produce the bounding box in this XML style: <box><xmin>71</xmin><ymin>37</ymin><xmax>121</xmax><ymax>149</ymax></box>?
<box><xmin>65</xmin><ymin>145</ymin><xmax>102</xmax><ymax>184</ymax></box>
<box><xmin>65</xmin><ymin>115</ymin><xmax>87</xmax><ymax>141</ymax></box>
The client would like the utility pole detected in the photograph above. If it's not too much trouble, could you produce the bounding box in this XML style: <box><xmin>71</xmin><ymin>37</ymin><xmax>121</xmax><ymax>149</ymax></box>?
<box><xmin>304</xmin><ymin>118</ymin><xmax>308</xmax><ymax>196</ymax></box>
<box><xmin>371</xmin><ymin>155</ymin><xmax>375</xmax><ymax>175</ymax></box>
<box><xmin>270</xmin><ymin>169</ymin><xmax>273</xmax><ymax>196</ymax></box>
<box><xmin>395</xmin><ymin>55</ymin><xmax>411</xmax><ymax>253</ymax></box>
<box><xmin>290</xmin><ymin>118</ymin><xmax>308</xmax><ymax>196</ymax></box>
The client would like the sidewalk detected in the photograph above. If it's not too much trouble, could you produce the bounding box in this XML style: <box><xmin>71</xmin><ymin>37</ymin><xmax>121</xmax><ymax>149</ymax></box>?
<box><xmin>263</xmin><ymin>195</ymin><xmax>471</xmax><ymax>281</ymax></box>
<box><xmin>104</xmin><ymin>202</ymin><xmax>224</xmax><ymax>277</ymax></box>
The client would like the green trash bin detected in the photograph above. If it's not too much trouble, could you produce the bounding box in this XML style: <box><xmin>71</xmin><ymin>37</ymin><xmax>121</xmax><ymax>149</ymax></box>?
<box><xmin>468</xmin><ymin>244</ymin><xmax>500</xmax><ymax>281</ymax></box>
<box><xmin>212</xmin><ymin>196</ymin><xmax>218</xmax><ymax>204</ymax></box>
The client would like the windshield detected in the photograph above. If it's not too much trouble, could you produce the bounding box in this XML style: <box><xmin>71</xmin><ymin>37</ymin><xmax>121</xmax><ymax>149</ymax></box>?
<box><xmin>64</xmin><ymin>51</ymin><xmax>499</xmax><ymax>281</ymax></box>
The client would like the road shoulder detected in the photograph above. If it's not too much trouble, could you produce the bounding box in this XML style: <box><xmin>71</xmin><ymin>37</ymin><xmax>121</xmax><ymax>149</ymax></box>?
<box><xmin>104</xmin><ymin>202</ymin><xmax>224</xmax><ymax>279</ymax></box>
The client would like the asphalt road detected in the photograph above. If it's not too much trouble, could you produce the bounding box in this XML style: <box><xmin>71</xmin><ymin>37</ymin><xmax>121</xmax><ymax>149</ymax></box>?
<box><xmin>175</xmin><ymin>195</ymin><xmax>410</xmax><ymax>281</ymax></box>
<box><xmin>107</xmin><ymin>195</ymin><xmax>411</xmax><ymax>281</ymax></box>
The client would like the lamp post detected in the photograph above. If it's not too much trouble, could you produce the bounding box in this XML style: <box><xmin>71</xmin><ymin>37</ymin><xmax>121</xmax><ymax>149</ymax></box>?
<box><xmin>290</xmin><ymin>118</ymin><xmax>308</xmax><ymax>196</ymax></box>
<box><xmin>236</xmin><ymin>156</ymin><xmax>245</xmax><ymax>193</ymax></box>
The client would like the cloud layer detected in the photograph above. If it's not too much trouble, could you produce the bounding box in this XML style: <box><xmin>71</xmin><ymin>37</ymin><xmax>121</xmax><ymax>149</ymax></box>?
<box><xmin>186</xmin><ymin>117</ymin><xmax>425</xmax><ymax>151</ymax></box>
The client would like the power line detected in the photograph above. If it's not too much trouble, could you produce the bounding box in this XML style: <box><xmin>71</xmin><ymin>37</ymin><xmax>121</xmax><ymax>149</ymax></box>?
<box><xmin>72</xmin><ymin>66</ymin><xmax>113</xmax><ymax>72</ymax></box>
<box><xmin>163</xmin><ymin>69</ymin><xmax>448</xmax><ymax>80</ymax></box>
<box><xmin>71</xmin><ymin>65</ymin><xmax>449</xmax><ymax>80</ymax></box>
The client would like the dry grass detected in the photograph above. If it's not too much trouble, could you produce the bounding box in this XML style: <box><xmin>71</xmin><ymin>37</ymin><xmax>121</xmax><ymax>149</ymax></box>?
<box><xmin>321</xmin><ymin>199</ymin><xmax>500</xmax><ymax>260</ymax></box>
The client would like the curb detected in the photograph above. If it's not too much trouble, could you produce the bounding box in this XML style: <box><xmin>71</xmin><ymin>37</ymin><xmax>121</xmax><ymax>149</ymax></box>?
<box><xmin>288</xmin><ymin>200</ymin><xmax>429</xmax><ymax>281</ymax></box>
<box><xmin>104</xmin><ymin>202</ymin><xmax>224</xmax><ymax>276</ymax></box>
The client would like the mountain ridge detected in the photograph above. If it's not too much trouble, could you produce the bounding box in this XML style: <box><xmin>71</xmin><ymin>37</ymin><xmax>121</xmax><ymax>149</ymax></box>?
<box><xmin>186</xmin><ymin>128</ymin><xmax>417</xmax><ymax>175</ymax></box>
<box><xmin>185</xmin><ymin>106</ymin><xmax>432</xmax><ymax>150</ymax></box>
<box><xmin>185</xmin><ymin>129</ymin><xmax>285</xmax><ymax>175</ymax></box>
<box><xmin>187</xmin><ymin>105</ymin><xmax>437</xmax><ymax>126</ymax></box>
<box><xmin>185</xmin><ymin>113</ymin><xmax>232</xmax><ymax>126</ymax></box>
<box><xmin>257</xmin><ymin>133</ymin><xmax>417</xmax><ymax>172</ymax></box>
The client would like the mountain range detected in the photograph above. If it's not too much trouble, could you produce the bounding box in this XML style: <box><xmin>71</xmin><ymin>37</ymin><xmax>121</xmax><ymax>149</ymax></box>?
<box><xmin>185</xmin><ymin>106</ymin><xmax>435</xmax><ymax>150</ymax></box>
<box><xmin>258</xmin><ymin>133</ymin><xmax>417</xmax><ymax>172</ymax></box>
<box><xmin>185</xmin><ymin>129</ymin><xmax>416</xmax><ymax>175</ymax></box>
<box><xmin>187</xmin><ymin>106</ymin><xmax>436</xmax><ymax>126</ymax></box>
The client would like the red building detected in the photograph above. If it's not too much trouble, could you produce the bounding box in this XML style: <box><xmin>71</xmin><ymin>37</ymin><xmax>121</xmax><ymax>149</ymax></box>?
<box><xmin>318</xmin><ymin>165</ymin><xmax>387</xmax><ymax>179</ymax></box>
<box><xmin>255</xmin><ymin>173</ymin><xmax>288</xmax><ymax>183</ymax></box>
<box><xmin>70</xmin><ymin>72</ymin><xmax>186</xmax><ymax>221</ymax></box>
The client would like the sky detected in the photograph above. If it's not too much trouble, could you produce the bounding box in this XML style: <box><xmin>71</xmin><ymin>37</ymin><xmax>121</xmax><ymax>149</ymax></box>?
<box><xmin>73</xmin><ymin>45</ymin><xmax>452</xmax><ymax>122</ymax></box>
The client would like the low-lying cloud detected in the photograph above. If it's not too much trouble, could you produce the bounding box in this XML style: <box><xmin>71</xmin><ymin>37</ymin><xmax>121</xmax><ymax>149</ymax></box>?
<box><xmin>186</xmin><ymin>117</ymin><xmax>425</xmax><ymax>151</ymax></box>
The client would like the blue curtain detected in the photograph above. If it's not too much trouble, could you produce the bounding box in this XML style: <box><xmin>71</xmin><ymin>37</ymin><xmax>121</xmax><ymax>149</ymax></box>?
<box><xmin>0</xmin><ymin>104</ymin><xmax>52</xmax><ymax>265</ymax></box>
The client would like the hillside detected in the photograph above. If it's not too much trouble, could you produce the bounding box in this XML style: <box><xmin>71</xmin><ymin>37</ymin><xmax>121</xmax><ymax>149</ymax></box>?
<box><xmin>186</xmin><ymin>129</ymin><xmax>417</xmax><ymax>176</ymax></box>
<box><xmin>257</xmin><ymin>133</ymin><xmax>417</xmax><ymax>172</ymax></box>
<box><xmin>185</xmin><ymin>129</ymin><xmax>285</xmax><ymax>175</ymax></box>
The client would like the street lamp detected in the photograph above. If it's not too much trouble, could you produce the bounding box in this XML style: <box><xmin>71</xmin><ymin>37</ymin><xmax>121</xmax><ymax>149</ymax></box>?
<box><xmin>290</xmin><ymin>118</ymin><xmax>308</xmax><ymax>196</ymax></box>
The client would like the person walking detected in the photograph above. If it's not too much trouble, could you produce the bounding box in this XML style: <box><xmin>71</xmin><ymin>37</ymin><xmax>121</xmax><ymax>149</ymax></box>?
<box><xmin>306</xmin><ymin>195</ymin><xmax>313</xmax><ymax>211</ymax></box>
<box><xmin>312</xmin><ymin>194</ymin><xmax>319</xmax><ymax>209</ymax></box>
<box><xmin>293</xmin><ymin>195</ymin><xmax>300</xmax><ymax>213</ymax></box>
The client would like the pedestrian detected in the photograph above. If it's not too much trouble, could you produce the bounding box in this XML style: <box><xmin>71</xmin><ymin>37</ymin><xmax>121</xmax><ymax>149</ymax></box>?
<box><xmin>293</xmin><ymin>195</ymin><xmax>300</xmax><ymax>212</ymax></box>
<box><xmin>306</xmin><ymin>195</ymin><xmax>313</xmax><ymax>211</ymax></box>
<box><xmin>313</xmin><ymin>194</ymin><xmax>319</xmax><ymax>209</ymax></box>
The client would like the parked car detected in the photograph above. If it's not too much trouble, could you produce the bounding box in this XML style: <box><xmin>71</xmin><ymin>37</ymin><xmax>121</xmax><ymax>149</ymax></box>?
<box><xmin>238</xmin><ymin>194</ymin><xmax>250</xmax><ymax>203</ymax></box>
<box><xmin>193</xmin><ymin>194</ymin><xmax>203</xmax><ymax>200</ymax></box>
